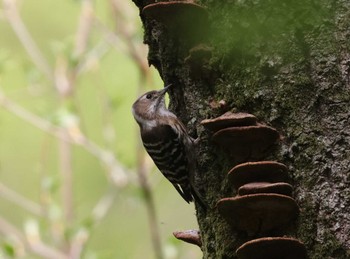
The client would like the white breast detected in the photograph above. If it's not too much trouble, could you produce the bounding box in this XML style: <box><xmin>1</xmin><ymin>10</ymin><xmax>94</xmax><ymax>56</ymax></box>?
<box><xmin>132</xmin><ymin>107</ymin><xmax>157</xmax><ymax>130</ymax></box>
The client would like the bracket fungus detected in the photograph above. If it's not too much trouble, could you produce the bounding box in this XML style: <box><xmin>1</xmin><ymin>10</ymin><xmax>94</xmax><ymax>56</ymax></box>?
<box><xmin>142</xmin><ymin>1</ymin><xmax>208</xmax><ymax>42</ymax></box>
<box><xmin>212</xmin><ymin>125</ymin><xmax>280</xmax><ymax>159</ymax></box>
<box><xmin>217</xmin><ymin>194</ymin><xmax>299</xmax><ymax>234</ymax></box>
<box><xmin>236</xmin><ymin>237</ymin><xmax>307</xmax><ymax>259</ymax></box>
<box><xmin>201</xmin><ymin>112</ymin><xmax>258</xmax><ymax>132</ymax></box>
<box><xmin>173</xmin><ymin>229</ymin><xmax>202</xmax><ymax>247</ymax></box>
<box><xmin>228</xmin><ymin>161</ymin><xmax>289</xmax><ymax>190</ymax></box>
<box><xmin>203</xmin><ymin>111</ymin><xmax>307</xmax><ymax>256</ymax></box>
<box><xmin>201</xmin><ymin>112</ymin><xmax>279</xmax><ymax>159</ymax></box>
<box><xmin>238</xmin><ymin>182</ymin><xmax>293</xmax><ymax>197</ymax></box>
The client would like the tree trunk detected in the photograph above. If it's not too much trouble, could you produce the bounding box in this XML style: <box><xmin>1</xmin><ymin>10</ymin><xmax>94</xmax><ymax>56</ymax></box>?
<box><xmin>131</xmin><ymin>0</ymin><xmax>350</xmax><ymax>258</ymax></box>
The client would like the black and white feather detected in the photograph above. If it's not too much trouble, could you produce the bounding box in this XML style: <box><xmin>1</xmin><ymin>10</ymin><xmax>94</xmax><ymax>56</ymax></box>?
<box><xmin>132</xmin><ymin>85</ymin><xmax>203</xmax><ymax>205</ymax></box>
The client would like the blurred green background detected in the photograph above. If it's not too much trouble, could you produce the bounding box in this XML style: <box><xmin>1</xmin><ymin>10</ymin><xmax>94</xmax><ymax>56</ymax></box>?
<box><xmin>0</xmin><ymin>0</ymin><xmax>200</xmax><ymax>258</ymax></box>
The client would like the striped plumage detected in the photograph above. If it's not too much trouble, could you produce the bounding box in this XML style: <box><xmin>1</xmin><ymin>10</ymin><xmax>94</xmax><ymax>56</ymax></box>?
<box><xmin>132</xmin><ymin>85</ymin><xmax>201</xmax><ymax>204</ymax></box>
<box><xmin>141</xmin><ymin>123</ymin><xmax>193</xmax><ymax>202</ymax></box>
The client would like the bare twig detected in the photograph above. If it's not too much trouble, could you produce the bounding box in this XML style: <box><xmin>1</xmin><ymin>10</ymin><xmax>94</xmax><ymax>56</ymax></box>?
<box><xmin>94</xmin><ymin>15</ymin><xmax>149</xmax><ymax>79</ymax></box>
<box><xmin>136</xmin><ymin>143</ymin><xmax>164</xmax><ymax>259</ymax></box>
<box><xmin>59</xmin><ymin>130</ymin><xmax>74</xmax><ymax>227</ymax></box>
<box><xmin>108</xmin><ymin>1</ymin><xmax>163</xmax><ymax>258</ymax></box>
<box><xmin>0</xmin><ymin>182</ymin><xmax>43</xmax><ymax>217</ymax></box>
<box><xmin>0</xmin><ymin>89</ymin><xmax>130</xmax><ymax>187</ymax></box>
<box><xmin>74</xmin><ymin>0</ymin><xmax>94</xmax><ymax>58</ymax></box>
<box><xmin>1</xmin><ymin>1</ymin><xmax>151</xmax><ymax>258</ymax></box>
<box><xmin>0</xmin><ymin>89</ymin><xmax>60</xmax><ymax>134</ymax></box>
<box><xmin>0</xmin><ymin>216</ymin><xmax>68</xmax><ymax>259</ymax></box>
<box><xmin>69</xmin><ymin>189</ymin><xmax>116</xmax><ymax>259</ymax></box>
<box><xmin>75</xmin><ymin>39</ymin><xmax>111</xmax><ymax>76</ymax></box>
<box><xmin>90</xmin><ymin>190</ymin><xmax>115</xmax><ymax>222</ymax></box>
<box><xmin>52</xmin><ymin>59</ymin><xmax>75</xmax><ymax>251</ymax></box>
<box><xmin>2</xmin><ymin>0</ymin><xmax>53</xmax><ymax>80</ymax></box>
<box><xmin>109</xmin><ymin>0</ymin><xmax>149</xmax><ymax>76</ymax></box>
<box><xmin>72</xmin><ymin>0</ymin><xmax>102</xmax><ymax>82</ymax></box>
<box><xmin>56</xmin><ymin>0</ymin><xmax>96</xmax><ymax>236</ymax></box>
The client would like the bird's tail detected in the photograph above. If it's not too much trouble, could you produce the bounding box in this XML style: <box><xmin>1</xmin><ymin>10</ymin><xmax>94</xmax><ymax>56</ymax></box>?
<box><xmin>190</xmin><ymin>185</ymin><xmax>207</xmax><ymax>210</ymax></box>
<box><xmin>174</xmin><ymin>183</ymin><xmax>206</xmax><ymax>210</ymax></box>
<box><xmin>173</xmin><ymin>184</ymin><xmax>193</xmax><ymax>204</ymax></box>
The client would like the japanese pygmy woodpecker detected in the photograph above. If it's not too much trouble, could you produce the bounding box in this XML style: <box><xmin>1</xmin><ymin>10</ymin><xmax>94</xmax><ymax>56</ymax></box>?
<box><xmin>132</xmin><ymin>85</ymin><xmax>204</xmax><ymax>206</ymax></box>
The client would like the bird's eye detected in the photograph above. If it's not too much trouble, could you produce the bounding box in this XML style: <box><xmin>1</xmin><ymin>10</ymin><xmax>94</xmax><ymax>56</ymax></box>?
<box><xmin>146</xmin><ymin>94</ymin><xmax>152</xmax><ymax>99</ymax></box>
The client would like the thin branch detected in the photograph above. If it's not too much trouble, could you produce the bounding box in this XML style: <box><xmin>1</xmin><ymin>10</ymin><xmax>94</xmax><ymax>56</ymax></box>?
<box><xmin>93</xmin><ymin>18</ymin><xmax>127</xmax><ymax>53</ymax></box>
<box><xmin>0</xmin><ymin>89</ymin><xmax>130</xmax><ymax>187</ymax></box>
<box><xmin>109</xmin><ymin>0</ymin><xmax>150</xmax><ymax>76</ymax></box>
<box><xmin>55</xmin><ymin>61</ymin><xmax>74</xmax><ymax>253</ymax></box>
<box><xmin>2</xmin><ymin>0</ymin><xmax>53</xmax><ymax>80</ymax></box>
<box><xmin>0</xmin><ymin>182</ymin><xmax>44</xmax><ymax>217</ymax></box>
<box><xmin>94</xmin><ymin>15</ymin><xmax>150</xmax><ymax>78</ymax></box>
<box><xmin>75</xmin><ymin>39</ymin><xmax>111</xmax><ymax>76</ymax></box>
<box><xmin>69</xmin><ymin>189</ymin><xmax>116</xmax><ymax>259</ymax></box>
<box><xmin>54</xmin><ymin>1</ymin><xmax>95</xmax><ymax>240</ymax></box>
<box><xmin>136</xmin><ymin>145</ymin><xmax>164</xmax><ymax>259</ymax></box>
<box><xmin>90</xmin><ymin>190</ymin><xmax>115</xmax><ymax>222</ymax></box>
<box><xmin>59</xmin><ymin>130</ymin><xmax>74</xmax><ymax>227</ymax></box>
<box><xmin>0</xmin><ymin>216</ymin><xmax>68</xmax><ymax>259</ymax></box>
<box><xmin>74</xmin><ymin>0</ymin><xmax>94</xmax><ymax>58</ymax></box>
<box><xmin>71</xmin><ymin>0</ymin><xmax>100</xmax><ymax>82</ymax></box>
<box><xmin>109</xmin><ymin>1</ymin><xmax>163</xmax><ymax>258</ymax></box>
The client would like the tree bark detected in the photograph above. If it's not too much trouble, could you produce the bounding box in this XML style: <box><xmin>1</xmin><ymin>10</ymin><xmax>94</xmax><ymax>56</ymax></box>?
<box><xmin>131</xmin><ymin>0</ymin><xmax>350</xmax><ymax>258</ymax></box>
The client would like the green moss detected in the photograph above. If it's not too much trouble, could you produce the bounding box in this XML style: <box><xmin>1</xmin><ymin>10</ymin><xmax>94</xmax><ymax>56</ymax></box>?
<box><xmin>312</xmin><ymin>230</ymin><xmax>348</xmax><ymax>259</ymax></box>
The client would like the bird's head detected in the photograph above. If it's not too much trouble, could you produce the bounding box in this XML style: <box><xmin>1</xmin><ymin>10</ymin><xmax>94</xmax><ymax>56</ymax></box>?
<box><xmin>132</xmin><ymin>85</ymin><xmax>172</xmax><ymax>128</ymax></box>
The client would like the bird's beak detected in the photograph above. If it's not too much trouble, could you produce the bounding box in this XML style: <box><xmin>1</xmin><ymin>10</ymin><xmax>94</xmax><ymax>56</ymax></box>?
<box><xmin>158</xmin><ymin>84</ymin><xmax>172</xmax><ymax>96</ymax></box>
<box><xmin>155</xmin><ymin>84</ymin><xmax>171</xmax><ymax>108</ymax></box>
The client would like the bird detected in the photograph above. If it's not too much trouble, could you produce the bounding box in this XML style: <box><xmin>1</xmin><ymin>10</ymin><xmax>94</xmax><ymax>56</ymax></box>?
<box><xmin>132</xmin><ymin>84</ymin><xmax>204</xmax><ymax>206</ymax></box>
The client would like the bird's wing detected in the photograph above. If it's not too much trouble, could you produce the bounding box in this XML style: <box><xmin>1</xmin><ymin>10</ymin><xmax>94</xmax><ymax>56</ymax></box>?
<box><xmin>141</xmin><ymin>124</ymin><xmax>193</xmax><ymax>203</ymax></box>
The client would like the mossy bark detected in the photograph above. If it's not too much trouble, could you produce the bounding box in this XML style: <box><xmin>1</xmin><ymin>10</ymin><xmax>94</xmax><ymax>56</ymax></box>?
<box><xmin>131</xmin><ymin>0</ymin><xmax>350</xmax><ymax>258</ymax></box>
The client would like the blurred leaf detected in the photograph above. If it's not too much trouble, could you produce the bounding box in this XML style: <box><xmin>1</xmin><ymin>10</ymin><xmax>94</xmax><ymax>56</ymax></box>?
<box><xmin>24</xmin><ymin>219</ymin><xmax>40</xmax><ymax>243</ymax></box>
<box><xmin>164</xmin><ymin>243</ymin><xmax>178</xmax><ymax>259</ymax></box>
<box><xmin>50</xmin><ymin>37</ymin><xmax>79</xmax><ymax>68</ymax></box>
<box><xmin>46</xmin><ymin>203</ymin><xmax>63</xmax><ymax>223</ymax></box>
<box><xmin>41</xmin><ymin>175</ymin><xmax>60</xmax><ymax>193</ymax></box>
<box><xmin>81</xmin><ymin>216</ymin><xmax>95</xmax><ymax>230</ymax></box>
<box><xmin>2</xmin><ymin>241</ymin><xmax>15</xmax><ymax>257</ymax></box>
<box><xmin>51</xmin><ymin>107</ymin><xmax>79</xmax><ymax>128</ymax></box>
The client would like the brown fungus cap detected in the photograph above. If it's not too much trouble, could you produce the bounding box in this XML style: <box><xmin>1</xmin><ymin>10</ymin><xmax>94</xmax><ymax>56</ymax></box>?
<box><xmin>142</xmin><ymin>1</ymin><xmax>208</xmax><ymax>41</ymax></box>
<box><xmin>212</xmin><ymin>125</ymin><xmax>280</xmax><ymax>159</ymax></box>
<box><xmin>201</xmin><ymin>112</ymin><xmax>258</xmax><ymax>132</ymax></box>
<box><xmin>238</xmin><ymin>182</ymin><xmax>293</xmax><ymax>197</ymax></box>
<box><xmin>217</xmin><ymin>194</ymin><xmax>299</xmax><ymax>235</ymax></box>
<box><xmin>173</xmin><ymin>229</ymin><xmax>202</xmax><ymax>247</ymax></box>
<box><xmin>236</xmin><ymin>237</ymin><xmax>307</xmax><ymax>259</ymax></box>
<box><xmin>228</xmin><ymin>161</ymin><xmax>289</xmax><ymax>189</ymax></box>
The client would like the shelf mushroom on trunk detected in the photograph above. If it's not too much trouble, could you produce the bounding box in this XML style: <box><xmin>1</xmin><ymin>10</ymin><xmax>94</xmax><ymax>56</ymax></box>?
<box><xmin>201</xmin><ymin>111</ymin><xmax>307</xmax><ymax>258</ymax></box>
<box><xmin>217</xmin><ymin>193</ymin><xmax>299</xmax><ymax>235</ymax></box>
<box><xmin>236</xmin><ymin>237</ymin><xmax>307</xmax><ymax>259</ymax></box>
<box><xmin>201</xmin><ymin>112</ymin><xmax>280</xmax><ymax>161</ymax></box>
